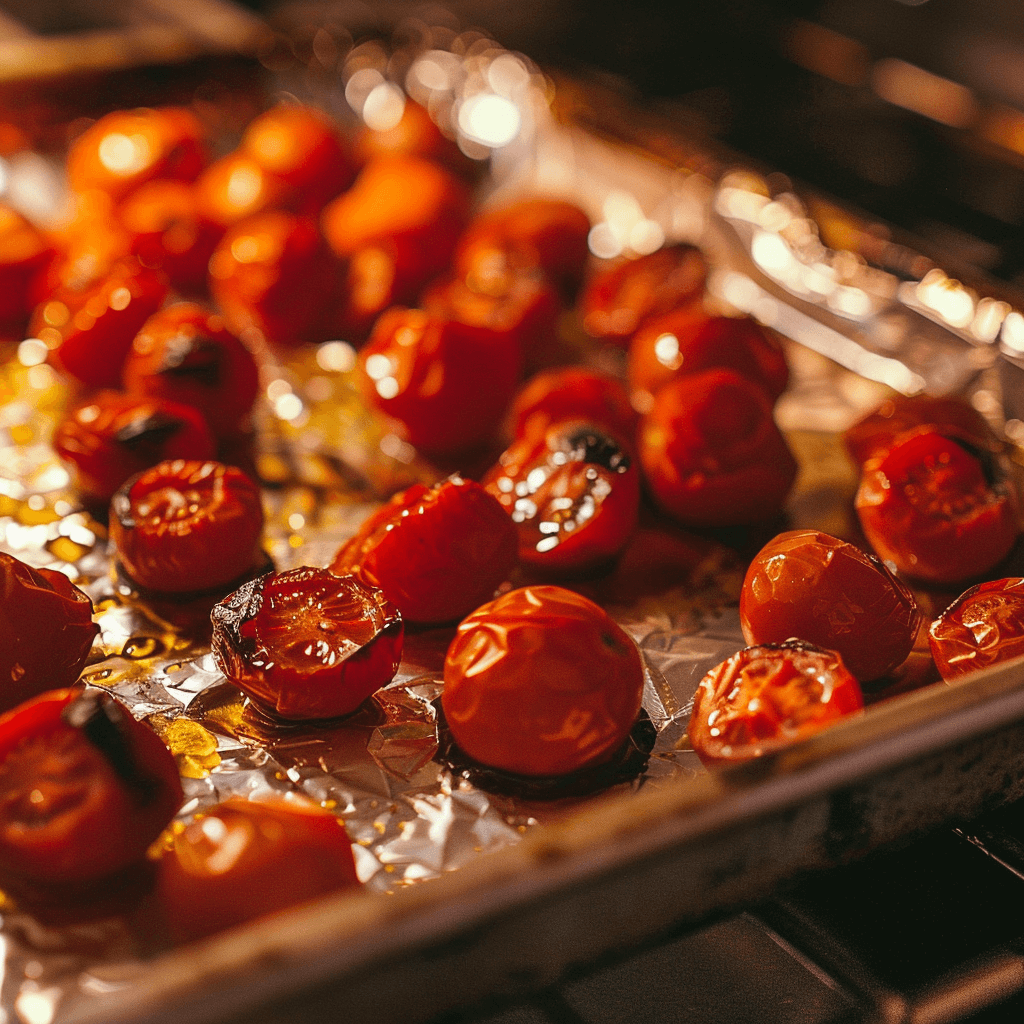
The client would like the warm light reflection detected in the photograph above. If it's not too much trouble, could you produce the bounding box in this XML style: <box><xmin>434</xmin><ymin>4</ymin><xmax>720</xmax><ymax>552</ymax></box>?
<box><xmin>871</xmin><ymin>58</ymin><xmax>977</xmax><ymax>129</ymax></box>
<box><xmin>1000</xmin><ymin>311</ymin><xmax>1024</xmax><ymax>354</ymax></box>
<box><xmin>457</xmin><ymin>93</ymin><xmax>521</xmax><ymax>147</ymax></box>
<box><xmin>225</xmin><ymin>163</ymin><xmax>263</xmax><ymax>210</ymax></box>
<box><xmin>409</xmin><ymin>51</ymin><xmax>458</xmax><ymax>94</ymax></box>
<box><xmin>785</xmin><ymin>20</ymin><xmax>870</xmax><ymax>87</ymax></box>
<box><xmin>346</xmin><ymin>68</ymin><xmax>386</xmax><ymax>114</ymax></box>
<box><xmin>487</xmin><ymin>53</ymin><xmax>530</xmax><ymax>96</ymax></box>
<box><xmin>316</xmin><ymin>340</ymin><xmax>356</xmax><ymax>372</ymax></box>
<box><xmin>915</xmin><ymin>269</ymin><xmax>975</xmax><ymax>328</ymax></box>
<box><xmin>97</xmin><ymin>132</ymin><xmax>151</xmax><ymax>176</ymax></box>
<box><xmin>363</xmin><ymin>83</ymin><xmax>406</xmax><ymax>131</ymax></box>
<box><xmin>971</xmin><ymin>297</ymin><xmax>1010</xmax><ymax>344</ymax></box>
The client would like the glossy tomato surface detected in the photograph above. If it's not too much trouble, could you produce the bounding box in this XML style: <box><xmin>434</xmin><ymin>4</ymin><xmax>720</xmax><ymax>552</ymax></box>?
<box><xmin>855</xmin><ymin>428</ymin><xmax>1019</xmax><ymax>584</ymax></box>
<box><xmin>688</xmin><ymin>642</ymin><xmax>864</xmax><ymax>765</ymax></box>
<box><xmin>929</xmin><ymin>578</ymin><xmax>1024</xmax><ymax>681</ymax></box>
<box><xmin>194</xmin><ymin>150</ymin><xmax>290</xmax><ymax>229</ymax></box>
<box><xmin>212</xmin><ymin>567</ymin><xmax>402</xmax><ymax>720</ymax></box>
<box><xmin>442</xmin><ymin>585</ymin><xmax>645</xmax><ymax>776</ymax></box>
<box><xmin>0</xmin><ymin>687</ymin><xmax>182</xmax><ymax>915</ymax></box>
<box><xmin>483</xmin><ymin>420</ymin><xmax>640</xmax><ymax>574</ymax></box>
<box><xmin>110</xmin><ymin>460</ymin><xmax>265</xmax><ymax>594</ymax></box>
<box><xmin>0</xmin><ymin>555</ymin><xmax>98</xmax><ymax>712</ymax></box>
<box><xmin>638</xmin><ymin>368</ymin><xmax>797</xmax><ymax>527</ymax></box>
<box><xmin>156</xmin><ymin>796</ymin><xmax>359</xmax><ymax>943</ymax></box>
<box><xmin>355</xmin><ymin>97</ymin><xmax>471</xmax><ymax>172</ymax></box>
<box><xmin>740</xmin><ymin>530</ymin><xmax>922</xmax><ymax>682</ymax></box>
<box><xmin>330</xmin><ymin>476</ymin><xmax>518</xmax><ymax>625</ymax></box>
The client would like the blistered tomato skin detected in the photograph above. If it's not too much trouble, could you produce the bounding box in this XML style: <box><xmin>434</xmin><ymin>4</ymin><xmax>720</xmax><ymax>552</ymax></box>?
<box><xmin>740</xmin><ymin>530</ymin><xmax>922</xmax><ymax>683</ymax></box>
<box><xmin>0</xmin><ymin>687</ymin><xmax>182</xmax><ymax>916</ymax></box>
<box><xmin>330</xmin><ymin>476</ymin><xmax>518</xmax><ymax>625</ymax></box>
<box><xmin>929</xmin><ymin>578</ymin><xmax>1024</xmax><ymax>681</ymax></box>
<box><xmin>688</xmin><ymin>642</ymin><xmax>864</xmax><ymax>766</ymax></box>
<box><xmin>442</xmin><ymin>586</ymin><xmax>645</xmax><ymax>777</ymax></box>
<box><xmin>110</xmin><ymin>460</ymin><xmax>265</xmax><ymax>595</ymax></box>
<box><xmin>638</xmin><ymin>368</ymin><xmax>798</xmax><ymax>528</ymax></box>
<box><xmin>211</xmin><ymin>567</ymin><xmax>403</xmax><ymax>720</ymax></box>
<box><xmin>855</xmin><ymin>428</ymin><xmax>1019</xmax><ymax>585</ymax></box>
<box><xmin>483</xmin><ymin>421</ymin><xmax>640</xmax><ymax>574</ymax></box>
<box><xmin>156</xmin><ymin>796</ymin><xmax>360</xmax><ymax>944</ymax></box>
<box><xmin>0</xmin><ymin>555</ymin><xmax>98</xmax><ymax>713</ymax></box>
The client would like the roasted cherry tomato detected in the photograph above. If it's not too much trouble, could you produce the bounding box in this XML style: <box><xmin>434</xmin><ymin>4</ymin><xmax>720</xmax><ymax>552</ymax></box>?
<box><xmin>0</xmin><ymin>203</ymin><xmax>56</xmax><ymax>336</ymax></box>
<box><xmin>580</xmin><ymin>244</ymin><xmax>708</xmax><ymax>345</ymax></box>
<box><xmin>929</xmin><ymin>578</ymin><xmax>1024</xmax><ymax>681</ymax></box>
<box><xmin>122</xmin><ymin>302</ymin><xmax>260</xmax><ymax>441</ymax></box>
<box><xmin>355</xmin><ymin>97</ymin><xmax>470</xmax><ymax>174</ymax></box>
<box><xmin>212</xmin><ymin>567</ymin><xmax>402</xmax><ymax>720</ymax></box>
<box><xmin>688</xmin><ymin>641</ymin><xmax>864</xmax><ymax>765</ymax></box>
<box><xmin>118</xmin><ymin>179</ymin><xmax>222</xmax><ymax>294</ymax></box>
<box><xmin>0</xmin><ymin>554</ymin><xmax>98</xmax><ymax>712</ymax></box>
<box><xmin>156</xmin><ymin>796</ymin><xmax>359</xmax><ymax>943</ymax></box>
<box><xmin>855</xmin><ymin>427</ymin><xmax>1019</xmax><ymax>585</ymax></box>
<box><xmin>638</xmin><ymin>368</ymin><xmax>798</xmax><ymax>528</ymax></box>
<box><xmin>0</xmin><ymin>687</ymin><xmax>182</xmax><ymax>917</ymax></box>
<box><xmin>66</xmin><ymin>107</ymin><xmax>206</xmax><ymax>202</ymax></box>
<box><xmin>442</xmin><ymin>585</ymin><xmax>645</xmax><ymax>776</ymax></box>
<box><xmin>740</xmin><ymin>530</ymin><xmax>922</xmax><ymax>683</ymax></box>
<box><xmin>330</xmin><ymin>476</ymin><xmax>518</xmax><ymax>625</ymax></box>
<box><xmin>627</xmin><ymin>305</ymin><xmax>788</xmax><ymax>412</ymax></box>
<box><xmin>507</xmin><ymin>366</ymin><xmax>637</xmax><ymax>442</ymax></box>
<box><xmin>844</xmin><ymin>394</ymin><xmax>997</xmax><ymax>466</ymax></box>
<box><xmin>194</xmin><ymin>150</ymin><xmax>291</xmax><ymax>229</ymax></box>
<box><xmin>110</xmin><ymin>460</ymin><xmax>265</xmax><ymax>595</ymax></box>
<box><xmin>54</xmin><ymin>390</ymin><xmax>216</xmax><ymax>508</ymax></box>
<box><xmin>358</xmin><ymin>307</ymin><xmax>522</xmax><ymax>457</ymax></box>
<box><xmin>32</xmin><ymin>258</ymin><xmax>169</xmax><ymax>389</ymax></box>
<box><xmin>483</xmin><ymin>420</ymin><xmax>640</xmax><ymax>574</ymax></box>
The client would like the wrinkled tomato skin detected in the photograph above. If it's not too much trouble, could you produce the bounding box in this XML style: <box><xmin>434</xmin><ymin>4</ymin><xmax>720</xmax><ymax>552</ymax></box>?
<box><xmin>331</xmin><ymin>476</ymin><xmax>518</xmax><ymax>625</ymax></box>
<box><xmin>33</xmin><ymin>259</ymin><xmax>169</xmax><ymax>389</ymax></box>
<box><xmin>122</xmin><ymin>302</ymin><xmax>260</xmax><ymax>441</ymax></box>
<box><xmin>855</xmin><ymin>428</ymin><xmax>1019</xmax><ymax>585</ymax></box>
<box><xmin>688</xmin><ymin>642</ymin><xmax>864</xmax><ymax>766</ymax></box>
<box><xmin>929</xmin><ymin>578</ymin><xmax>1024</xmax><ymax>682</ymax></box>
<box><xmin>53</xmin><ymin>390</ymin><xmax>216</xmax><ymax>508</ymax></box>
<box><xmin>156</xmin><ymin>796</ymin><xmax>360</xmax><ymax>944</ymax></box>
<box><xmin>110</xmin><ymin>460</ymin><xmax>265</xmax><ymax>595</ymax></box>
<box><xmin>358</xmin><ymin>307</ymin><xmax>522</xmax><ymax>457</ymax></box>
<box><xmin>442</xmin><ymin>586</ymin><xmax>645</xmax><ymax>777</ymax></box>
<box><xmin>627</xmin><ymin>305</ymin><xmax>789</xmax><ymax>411</ymax></box>
<box><xmin>483</xmin><ymin>421</ymin><xmax>640</xmax><ymax>574</ymax></box>
<box><xmin>580</xmin><ymin>244</ymin><xmax>708</xmax><ymax>345</ymax></box>
<box><xmin>0</xmin><ymin>687</ymin><xmax>182</xmax><ymax>916</ymax></box>
<box><xmin>212</xmin><ymin>567</ymin><xmax>402</xmax><ymax>720</ymax></box>
<box><xmin>0</xmin><ymin>555</ymin><xmax>98</xmax><ymax>713</ymax></box>
<box><xmin>740</xmin><ymin>530</ymin><xmax>922</xmax><ymax>683</ymax></box>
<box><xmin>638</xmin><ymin>368</ymin><xmax>798</xmax><ymax>528</ymax></box>
<box><xmin>0</xmin><ymin>203</ymin><xmax>56</xmax><ymax>335</ymax></box>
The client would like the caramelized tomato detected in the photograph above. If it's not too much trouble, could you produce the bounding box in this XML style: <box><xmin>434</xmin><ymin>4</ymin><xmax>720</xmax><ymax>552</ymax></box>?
<box><xmin>855</xmin><ymin>428</ymin><xmax>1019</xmax><ymax>584</ymax></box>
<box><xmin>194</xmin><ymin>151</ymin><xmax>290</xmax><ymax>229</ymax></box>
<box><xmin>156</xmin><ymin>796</ymin><xmax>359</xmax><ymax>943</ymax></box>
<box><xmin>929</xmin><ymin>578</ymin><xmax>1024</xmax><ymax>681</ymax></box>
<box><xmin>638</xmin><ymin>368</ymin><xmax>797</xmax><ymax>527</ymax></box>
<box><xmin>0</xmin><ymin>554</ymin><xmax>98</xmax><ymax>712</ymax></box>
<box><xmin>110</xmin><ymin>460</ymin><xmax>265</xmax><ymax>595</ymax></box>
<box><xmin>330</xmin><ymin>476</ymin><xmax>518</xmax><ymax>625</ymax></box>
<box><xmin>740</xmin><ymin>530</ymin><xmax>922</xmax><ymax>682</ymax></box>
<box><xmin>688</xmin><ymin>642</ymin><xmax>864</xmax><ymax>765</ymax></box>
<box><xmin>212</xmin><ymin>567</ymin><xmax>402</xmax><ymax>720</ymax></box>
<box><xmin>442</xmin><ymin>586</ymin><xmax>645</xmax><ymax>776</ymax></box>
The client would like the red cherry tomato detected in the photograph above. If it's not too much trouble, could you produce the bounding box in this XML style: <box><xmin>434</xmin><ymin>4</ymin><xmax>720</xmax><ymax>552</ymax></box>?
<box><xmin>580</xmin><ymin>244</ymin><xmax>708</xmax><ymax>345</ymax></box>
<box><xmin>0</xmin><ymin>203</ymin><xmax>56</xmax><ymax>335</ymax></box>
<box><xmin>507</xmin><ymin>366</ymin><xmax>637</xmax><ymax>442</ymax></box>
<box><xmin>627</xmin><ymin>304</ymin><xmax>789</xmax><ymax>412</ymax></box>
<box><xmin>355</xmin><ymin>97</ymin><xmax>470</xmax><ymax>174</ymax></box>
<box><xmin>442</xmin><ymin>585</ymin><xmax>645</xmax><ymax>776</ymax></box>
<box><xmin>688</xmin><ymin>642</ymin><xmax>864</xmax><ymax>765</ymax></box>
<box><xmin>53</xmin><ymin>390</ymin><xmax>216</xmax><ymax>508</ymax></box>
<box><xmin>122</xmin><ymin>302</ymin><xmax>260</xmax><ymax>441</ymax></box>
<box><xmin>0</xmin><ymin>554</ymin><xmax>98</xmax><ymax>712</ymax></box>
<box><xmin>32</xmin><ymin>258</ymin><xmax>169</xmax><ymax>389</ymax></box>
<box><xmin>638</xmin><ymin>368</ymin><xmax>798</xmax><ymax>527</ymax></box>
<box><xmin>194</xmin><ymin>150</ymin><xmax>291</xmax><ymax>229</ymax></box>
<box><xmin>156</xmin><ymin>796</ymin><xmax>359</xmax><ymax>943</ymax></box>
<box><xmin>66</xmin><ymin>107</ymin><xmax>206</xmax><ymax>202</ymax></box>
<box><xmin>483</xmin><ymin>420</ymin><xmax>640</xmax><ymax>574</ymax></box>
<box><xmin>0</xmin><ymin>687</ymin><xmax>182</xmax><ymax>917</ymax></box>
<box><xmin>330</xmin><ymin>476</ymin><xmax>519</xmax><ymax>625</ymax></box>
<box><xmin>109</xmin><ymin>460</ymin><xmax>265</xmax><ymax>595</ymax></box>
<box><xmin>855</xmin><ymin>427</ymin><xmax>1019</xmax><ymax>585</ymax></box>
<box><xmin>929</xmin><ymin>578</ymin><xmax>1024</xmax><ymax>681</ymax></box>
<box><xmin>212</xmin><ymin>567</ymin><xmax>402</xmax><ymax>720</ymax></box>
<box><xmin>358</xmin><ymin>307</ymin><xmax>522</xmax><ymax>457</ymax></box>
<box><xmin>740</xmin><ymin>530</ymin><xmax>923</xmax><ymax>682</ymax></box>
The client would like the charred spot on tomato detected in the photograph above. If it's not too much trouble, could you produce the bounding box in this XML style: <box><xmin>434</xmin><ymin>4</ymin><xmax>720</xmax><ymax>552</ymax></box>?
<box><xmin>151</xmin><ymin>332</ymin><xmax>224</xmax><ymax>388</ymax></box>
<box><xmin>113</xmin><ymin>411</ymin><xmax>192</xmax><ymax>452</ymax></box>
<box><xmin>565</xmin><ymin>425</ymin><xmax>632</xmax><ymax>474</ymax></box>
